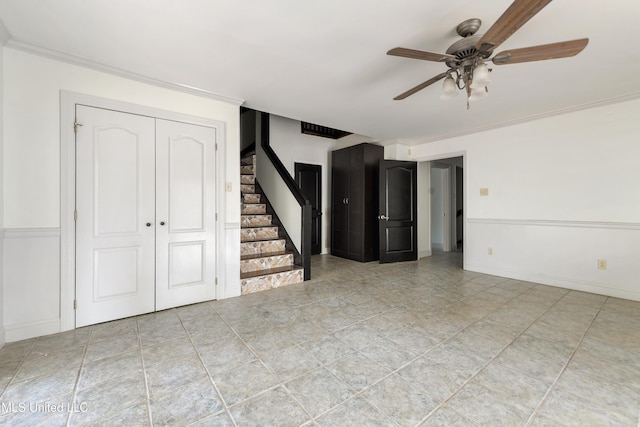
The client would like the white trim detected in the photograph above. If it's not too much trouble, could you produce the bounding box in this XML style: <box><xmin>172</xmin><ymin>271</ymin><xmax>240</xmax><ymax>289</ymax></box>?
<box><xmin>465</xmin><ymin>264</ymin><xmax>640</xmax><ymax>302</ymax></box>
<box><xmin>60</xmin><ymin>91</ymin><xmax>228</xmax><ymax>332</ymax></box>
<box><xmin>418</xmin><ymin>249</ymin><xmax>432</xmax><ymax>259</ymax></box>
<box><xmin>8</xmin><ymin>40</ymin><xmax>244</xmax><ymax>106</ymax></box>
<box><xmin>5</xmin><ymin>318</ymin><xmax>61</xmax><ymax>343</ymax></box>
<box><xmin>4</xmin><ymin>227</ymin><xmax>61</xmax><ymax>238</ymax></box>
<box><xmin>223</xmin><ymin>223</ymin><xmax>241</xmax><ymax>299</ymax></box>
<box><xmin>467</xmin><ymin>218</ymin><xmax>640</xmax><ymax>231</ymax></box>
<box><xmin>215</xmin><ymin>122</ymin><xmax>228</xmax><ymax>304</ymax></box>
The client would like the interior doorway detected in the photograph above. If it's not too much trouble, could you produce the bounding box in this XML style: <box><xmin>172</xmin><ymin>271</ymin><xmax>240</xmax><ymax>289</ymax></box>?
<box><xmin>430</xmin><ymin>157</ymin><xmax>463</xmax><ymax>253</ymax></box>
<box><xmin>418</xmin><ymin>156</ymin><xmax>464</xmax><ymax>258</ymax></box>
<box><xmin>430</xmin><ymin>165</ymin><xmax>450</xmax><ymax>251</ymax></box>
<box><xmin>294</xmin><ymin>162</ymin><xmax>322</xmax><ymax>255</ymax></box>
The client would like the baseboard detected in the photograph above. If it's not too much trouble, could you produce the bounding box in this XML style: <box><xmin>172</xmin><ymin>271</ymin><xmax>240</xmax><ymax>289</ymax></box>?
<box><xmin>419</xmin><ymin>249</ymin><xmax>432</xmax><ymax>259</ymax></box>
<box><xmin>5</xmin><ymin>318</ymin><xmax>61</xmax><ymax>343</ymax></box>
<box><xmin>465</xmin><ymin>264</ymin><xmax>640</xmax><ymax>302</ymax></box>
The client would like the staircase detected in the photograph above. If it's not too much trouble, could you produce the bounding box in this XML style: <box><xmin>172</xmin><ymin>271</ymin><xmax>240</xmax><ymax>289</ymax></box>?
<box><xmin>240</xmin><ymin>154</ymin><xmax>304</xmax><ymax>295</ymax></box>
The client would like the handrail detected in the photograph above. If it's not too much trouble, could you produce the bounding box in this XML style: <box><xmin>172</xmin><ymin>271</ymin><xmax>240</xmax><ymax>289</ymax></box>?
<box><xmin>258</xmin><ymin>112</ymin><xmax>311</xmax><ymax>280</ymax></box>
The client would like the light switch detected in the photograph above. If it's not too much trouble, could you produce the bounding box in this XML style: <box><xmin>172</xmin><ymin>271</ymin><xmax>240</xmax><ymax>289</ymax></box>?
<box><xmin>225</xmin><ymin>182</ymin><xmax>232</xmax><ymax>192</ymax></box>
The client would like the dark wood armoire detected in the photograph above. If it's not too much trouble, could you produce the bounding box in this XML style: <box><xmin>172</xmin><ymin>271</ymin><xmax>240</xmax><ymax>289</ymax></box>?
<box><xmin>331</xmin><ymin>143</ymin><xmax>384</xmax><ymax>262</ymax></box>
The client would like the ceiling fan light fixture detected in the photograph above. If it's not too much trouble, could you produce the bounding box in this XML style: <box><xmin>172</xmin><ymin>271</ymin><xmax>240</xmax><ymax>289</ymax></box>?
<box><xmin>388</xmin><ymin>1</ymin><xmax>589</xmax><ymax>108</ymax></box>
<box><xmin>468</xmin><ymin>86</ymin><xmax>488</xmax><ymax>102</ymax></box>
<box><xmin>440</xmin><ymin>75</ymin><xmax>459</xmax><ymax>100</ymax></box>
<box><xmin>470</xmin><ymin>62</ymin><xmax>491</xmax><ymax>89</ymax></box>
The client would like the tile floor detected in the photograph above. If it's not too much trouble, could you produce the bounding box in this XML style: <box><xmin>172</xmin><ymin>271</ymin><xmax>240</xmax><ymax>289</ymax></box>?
<box><xmin>1</xmin><ymin>252</ymin><xmax>640</xmax><ymax>426</ymax></box>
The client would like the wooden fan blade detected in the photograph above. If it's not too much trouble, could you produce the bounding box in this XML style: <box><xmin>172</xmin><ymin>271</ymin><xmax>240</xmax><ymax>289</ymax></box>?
<box><xmin>387</xmin><ymin>47</ymin><xmax>455</xmax><ymax>63</ymax></box>
<box><xmin>476</xmin><ymin>0</ymin><xmax>552</xmax><ymax>52</ymax></box>
<box><xmin>393</xmin><ymin>73</ymin><xmax>447</xmax><ymax>100</ymax></box>
<box><xmin>492</xmin><ymin>38</ymin><xmax>588</xmax><ymax>65</ymax></box>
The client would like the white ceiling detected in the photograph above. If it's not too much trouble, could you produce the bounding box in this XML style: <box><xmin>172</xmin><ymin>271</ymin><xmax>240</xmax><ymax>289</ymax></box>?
<box><xmin>1</xmin><ymin>0</ymin><xmax>639</xmax><ymax>144</ymax></box>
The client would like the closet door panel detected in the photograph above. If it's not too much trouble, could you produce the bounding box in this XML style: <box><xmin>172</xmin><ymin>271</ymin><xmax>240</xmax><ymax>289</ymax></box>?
<box><xmin>156</xmin><ymin>119</ymin><xmax>217</xmax><ymax>310</ymax></box>
<box><xmin>331</xmin><ymin>150</ymin><xmax>349</xmax><ymax>258</ymax></box>
<box><xmin>75</xmin><ymin>106</ymin><xmax>156</xmax><ymax>327</ymax></box>
<box><xmin>168</xmin><ymin>137</ymin><xmax>205</xmax><ymax>231</ymax></box>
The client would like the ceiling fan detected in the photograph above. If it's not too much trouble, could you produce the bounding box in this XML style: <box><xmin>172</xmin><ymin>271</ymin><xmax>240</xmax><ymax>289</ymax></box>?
<box><xmin>388</xmin><ymin>0</ymin><xmax>589</xmax><ymax>108</ymax></box>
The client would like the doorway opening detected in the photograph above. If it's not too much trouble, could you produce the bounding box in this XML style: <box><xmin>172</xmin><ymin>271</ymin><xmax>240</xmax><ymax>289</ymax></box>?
<box><xmin>294</xmin><ymin>162</ymin><xmax>322</xmax><ymax>255</ymax></box>
<box><xmin>417</xmin><ymin>155</ymin><xmax>464</xmax><ymax>262</ymax></box>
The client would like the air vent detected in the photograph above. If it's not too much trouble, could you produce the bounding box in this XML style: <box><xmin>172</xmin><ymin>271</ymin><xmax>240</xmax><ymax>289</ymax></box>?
<box><xmin>301</xmin><ymin>122</ymin><xmax>352</xmax><ymax>139</ymax></box>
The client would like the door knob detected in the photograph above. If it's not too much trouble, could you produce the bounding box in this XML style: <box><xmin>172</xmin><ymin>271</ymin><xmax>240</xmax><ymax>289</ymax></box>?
<box><xmin>378</xmin><ymin>214</ymin><xmax>389</xmax><ymax>221</ymax></box>
<box><xmin>146</xmin><ymin>222</ymin><xmax>152</xmax><ymax>227</ymax></box>
<box><xmin>160</xmin><ymin>221</ymin><xmax>166</xmax><ymax>226</ymax></box>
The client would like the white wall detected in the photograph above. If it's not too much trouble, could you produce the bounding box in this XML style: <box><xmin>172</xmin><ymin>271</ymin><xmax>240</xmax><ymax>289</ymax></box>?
<box><xmin>269</xmin><ymin>115</ymin><xmax>333</xmax><ymax>253</ymax></box>
<box><xmin>0</xmin><ymin>44</ymin><xmax>5</xmax><ymax>347</ymax></box>
<box><xmin>3</xmin><ymin>47</ymin><xmax>241</xmax><ymax>341</ymax></box>
<box><xmin>4</xmin><ymin>48</ymin><xmax>240</xmax><ymax>227</ymax></box>
<box><xmin>255</xmin><ymin>130</ymin><xmax>303</xmax><ymax>253</ymax></box>
<box><xmin>430</xmin><ymin>167</ymin><xmax>446</xmax><ymax>250</ymax></box>
<box><xmin>400</xmin><ymin>98</ymin><xmax>640</xmax><ymax>301</ymax></box>
<box><xmin>417</xmin><ymin>162</ymin><xmax>431</xmax><ymax>259</ymax></box>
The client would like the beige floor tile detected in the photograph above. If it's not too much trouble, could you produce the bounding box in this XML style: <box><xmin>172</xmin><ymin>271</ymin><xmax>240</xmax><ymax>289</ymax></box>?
<box><xmin>2</xmin><ymin>252</ymin><xmax>640</xmax><ymax>426</ymax></box>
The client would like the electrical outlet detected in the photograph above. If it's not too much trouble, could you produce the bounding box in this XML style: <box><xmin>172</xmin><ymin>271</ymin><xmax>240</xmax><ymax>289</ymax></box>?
<box><xmin>597</xmin><ymin>259</ymin><xmax>607</xmax><ymax>270</ymax></box>
<box><xmin>480</xmin><ymin>188</ymin><xmax>489</xmax><ymax>196</ymax></box>
<box><xmin>488</xmin><ymin>247</ymin><xmax>493</xmax><ymax>255</ymax></box>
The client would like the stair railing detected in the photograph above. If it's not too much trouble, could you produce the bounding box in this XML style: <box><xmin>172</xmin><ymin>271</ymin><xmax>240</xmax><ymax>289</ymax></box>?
<box><xmin>255</xmin><ymin>111</ymin><xmax>311</xmax><ymax>280</ymax></box>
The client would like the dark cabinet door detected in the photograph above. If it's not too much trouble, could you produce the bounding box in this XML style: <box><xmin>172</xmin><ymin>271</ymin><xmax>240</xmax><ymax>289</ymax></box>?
<box><xmin>331</xmin><ymin>143</ymin><xmax>383</xmax><ymax>262</ymax></box>
<box><xmin>331</xmin><ymin>150</ymin><xmax>349</xmax><ymax>258</ymax></box>
<box><xmin>347</xmin><ymin>147</ymin><xmax>364</xmax><ymax>260</ymax></box>
<box><xmin>379</xmin><ymin>160</ymin><xmax>418</xmax><ymax>263</ymax></box>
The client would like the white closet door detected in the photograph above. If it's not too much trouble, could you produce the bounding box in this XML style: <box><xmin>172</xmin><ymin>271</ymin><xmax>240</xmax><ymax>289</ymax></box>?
<box><xmin>75</xmin><ymin>106</ymin><xmax>156</xmax><ymax>327</ymax></box>
<box><xmin>155</xmin><ymin>119</ymin><xmax>217</xmax><ymax>310</ymax></box>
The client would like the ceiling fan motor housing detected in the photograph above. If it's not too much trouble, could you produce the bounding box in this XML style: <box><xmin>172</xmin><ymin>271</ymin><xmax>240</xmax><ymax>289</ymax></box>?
<box><xmin>445</xmin><ymin>34</ymin><xmax>493</xmax><ymax>69</ymax></box>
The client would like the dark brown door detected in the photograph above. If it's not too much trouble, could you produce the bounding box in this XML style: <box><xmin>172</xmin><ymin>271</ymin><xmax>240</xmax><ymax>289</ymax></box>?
<box><xmin>379</xmin><ymin>160</ymin><xmax>418</xmax><ymax>263</ymax></box>
<box><xmin>331</xmin><ymin>150</ymin><xmax>349</xmax><ymax>258</ymax></box>
<box><xmin>295</xmin><ymin>162</ymin><xmax>322</xmax><ymax>255</ymax></box>
<box><xmin>347</xmin><ymin>147</ymin><xmax>364</xmax><ymax>260</ymax></box>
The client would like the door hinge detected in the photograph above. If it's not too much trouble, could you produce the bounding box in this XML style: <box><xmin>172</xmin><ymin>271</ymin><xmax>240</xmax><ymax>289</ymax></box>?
<box><xmin>215</xmin><ymin>143</ymin><xmax>218</xmax><ymax>151</ymax></box>
<box><xmin>73</xmin><ymin>120</ymin><xmax>83</xmax><ymax>133</ymax></box>
<box><xmin>215</xmin><ymin>213</ymin><xmax>218</xmax><ymax>221</ymax></box>
<box><xmin>74</xmin><ymin>210</ymin><xmax>78</xmax><ymax>221</ymax></box>
<box><xmin>73</xmin><ymin>299</ymin><xmax>77</xmax><ymax>310</ymax></box>
<box><xmin>215</xmin><ymin>277</ymin><xmax>218</xmax><ymax>285</ymax></box>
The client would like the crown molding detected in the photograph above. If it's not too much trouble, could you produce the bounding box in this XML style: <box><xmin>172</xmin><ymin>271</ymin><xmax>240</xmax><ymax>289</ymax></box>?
<box><xmin>401</xmin><ymin>91</ymin><xmax>640</xmax><ymax>146</ymax></box>
<box><xmin>4</xmin><ymin>39</ymin><xmax>245</xmax><ymax>106</ymax></box>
